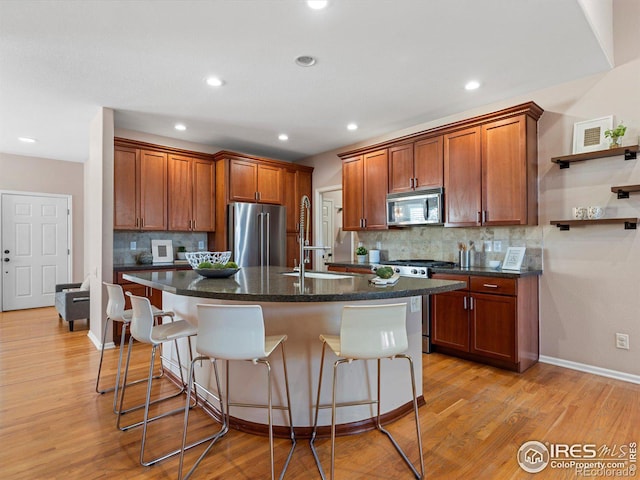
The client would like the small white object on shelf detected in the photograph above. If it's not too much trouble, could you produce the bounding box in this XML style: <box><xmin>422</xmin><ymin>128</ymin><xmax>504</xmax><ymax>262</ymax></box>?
<box><xmin>184</xmin><ymin>251</ymin><xmax>232</xmax><ymax>269</ymax></box>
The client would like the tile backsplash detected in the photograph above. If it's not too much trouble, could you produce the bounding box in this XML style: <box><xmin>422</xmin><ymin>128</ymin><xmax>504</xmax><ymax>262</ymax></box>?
<box><xmin>357</xmin><ymin>225</ymin><xmax>543</xmax><ymax>270</ymax></box>
<box><xmin>113</xmin><ymin>231</ymin><xmax>208</xmax><ymax>265</ymax></box>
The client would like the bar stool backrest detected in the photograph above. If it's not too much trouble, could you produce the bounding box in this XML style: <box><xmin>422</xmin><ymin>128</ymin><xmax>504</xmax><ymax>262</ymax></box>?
<box><xmin>127</xmin><ymin>293</ymin><xmax>156</xmax><ymax>344</ymax></box>
<box><xmin>104</xmin><ymin>282</ymin><xmax>127</xmax><ymax>322</ymax></box>
<box><xmin>340</xmin><ymin>303</ymin><xmax>408</xmax><ymax>359</ymax></box>
<box><xmin>196</xmin><ymin>304</ymin><xmax>266</xmax><ymax>360</ymax></box>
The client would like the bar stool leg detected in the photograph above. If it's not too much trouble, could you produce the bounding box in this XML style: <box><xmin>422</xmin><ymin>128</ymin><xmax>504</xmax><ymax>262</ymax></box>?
<box><xmin>279</xmin><ymin>341</ymin><xmax>296</xmax><ymax>476</ymax></box>
<box><xmin>95</xmin><ymin>315</ymin><xmax>113</xmax><ymax>394</ymax></box>
<box><xmin>310</xmin><ymin>342</ymin><xmax>328</xmax><ymax>479</ymax></box>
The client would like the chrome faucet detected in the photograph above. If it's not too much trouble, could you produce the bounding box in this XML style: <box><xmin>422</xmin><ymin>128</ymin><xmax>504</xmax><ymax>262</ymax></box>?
<box><xmin>298</xmin><ymin>195</ymin><xmax>328</xmax><ymax>285</ymax></box>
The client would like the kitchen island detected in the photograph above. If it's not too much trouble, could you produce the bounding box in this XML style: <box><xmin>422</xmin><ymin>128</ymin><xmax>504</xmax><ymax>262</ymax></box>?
<box><xmin>123</xmin><ymin>267</ymin><xmax>464</xmax><ymax>435</ymax></box>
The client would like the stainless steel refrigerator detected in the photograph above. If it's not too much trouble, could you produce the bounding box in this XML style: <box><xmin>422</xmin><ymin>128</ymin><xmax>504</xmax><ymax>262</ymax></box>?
<box><xmin>227</xmin><ymin>202</ymin><xmax>286</xmax><ymax>267</ymax></box>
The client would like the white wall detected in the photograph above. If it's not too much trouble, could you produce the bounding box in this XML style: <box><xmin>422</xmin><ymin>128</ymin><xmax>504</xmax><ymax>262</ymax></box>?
<box><xmin>0</xmin><ymin>152</ymin><xmax>85</xmax><ymax>282</ymax></box>
<box><xmin>301</xmin><ymin>0</ymin><xmax>640</xmax><ymax>378</ymax></box>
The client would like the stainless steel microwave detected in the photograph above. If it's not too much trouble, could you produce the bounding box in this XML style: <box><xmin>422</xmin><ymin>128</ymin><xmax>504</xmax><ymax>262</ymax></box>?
<box><xmin>386</xmin><ymin>188</ymin><xmax>444</xmax><ymax>226</ymax></box>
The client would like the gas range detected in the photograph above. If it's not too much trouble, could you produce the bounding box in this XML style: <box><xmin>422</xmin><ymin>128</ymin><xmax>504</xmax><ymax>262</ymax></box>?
<box><xmin>372</xmin><ymin>259</ymin><xmax>456</xmax><ymax>278</ymax></box>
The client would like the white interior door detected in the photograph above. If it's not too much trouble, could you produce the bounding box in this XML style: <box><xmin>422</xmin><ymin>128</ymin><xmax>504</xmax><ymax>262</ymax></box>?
<box><xmin>2</xmin><ymin>193</ymin><xmax>69</xmax><ymax>310</ymax></box>
<box><xmin>320</xmin><ymin>198</ymin><xmax>334</xmax><ymax>270</ymax></box>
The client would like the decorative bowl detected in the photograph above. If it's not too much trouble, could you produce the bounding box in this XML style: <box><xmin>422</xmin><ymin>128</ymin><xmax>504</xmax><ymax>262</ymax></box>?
<box><xmin>489</xmin><ymin>260</ymin><xmax>501</xmax><ymax>269</ymax></box>
<box><xmin>185</xmin><ymin>251</ymin><xmax>232</xmax><ymax>269</ymax></box>
<box><xmin>194</xmin><ymin>268</ymin><xmax>240</xmax><ymax>278</ymax></box>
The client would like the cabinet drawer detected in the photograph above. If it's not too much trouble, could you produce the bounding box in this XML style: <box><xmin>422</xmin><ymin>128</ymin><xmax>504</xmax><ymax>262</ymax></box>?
<box><xmin>470</xmin><ymin>276</ymin><xmax>516</xmax><ymax>295</ymax></box>
<box><xmin>431</xmin><ymin>273</ymin><xmax>469</xmax><ymax>289</ymax></box>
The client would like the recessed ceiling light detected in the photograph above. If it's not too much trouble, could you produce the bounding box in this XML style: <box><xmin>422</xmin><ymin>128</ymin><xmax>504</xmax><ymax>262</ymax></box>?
<box><xmin>18</xmin><ymin>137</ymin><xmax>36</xmax><ymax>143</ymax></box>
<box><xmin>278</xmin><ymin>134</ymin><xmax>289</xmax><ymax>141</ymax></box>
<box><xmin>347</xmin><ymin>123</ymin><xmax>358</xmax><ymax>131</ymax></box>
<box><xmin>307</xmin><ymin>0</ymin><xmax>328</xmax><ymax>10</ymax></box>
<box><xmin>465</xmin><ymin>80</ymin><xmax>481</xmax><ymax>90</ymax></box>
<box><xmin>295</xmin><ymin>55</ymin><xmax>316</xmax><ymax>67</ymax></box>
<box><xmin>206</xmin><ymin>77</ymin><xmax>224</xmax><ymax>87</ymax></box>
<box><xmin>174</xmin><ymin>123</ymin><xmax>187</xmax><ymax>131</ymax></box>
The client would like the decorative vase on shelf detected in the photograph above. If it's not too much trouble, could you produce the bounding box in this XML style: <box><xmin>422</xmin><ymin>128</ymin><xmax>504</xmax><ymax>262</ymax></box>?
<box><xmin>609</xmin><ymin>137</ymin><xmax>621</xmax><ymax>149</ymax></box>
<box><xmin>357</xmin><ymin>254</ymin><xmax>367</xmax><ymax>264</ymax></box>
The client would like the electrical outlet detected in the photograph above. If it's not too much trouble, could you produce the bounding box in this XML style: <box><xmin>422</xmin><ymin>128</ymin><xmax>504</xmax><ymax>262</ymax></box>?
<box><xmin>483</xmin><ymin>241</ymin><xmax>492</xmax><ymax>252</ymax></box>
<box><xmin>615</xmin><ymin>333</ymin><xmax>630</xmax><ymax>350</ymax></box>
<box><xmin>130</xmin><ymin>241</ymin><xmax>136</xmax><ymax>250</ymax></box>
<box><xmin>493</xmin><ymin>240</ymin><xmax>502</xmax><ymax>252</ymax></box>
<box><xmin>410</xmin><ymin>296</ymin><xmax>421</xmax><ymax>313</ymax></box>
<box><xmin>198</xmin><ymin>241</ymin><xmax>205</xmax><ymax>249</ymax></box>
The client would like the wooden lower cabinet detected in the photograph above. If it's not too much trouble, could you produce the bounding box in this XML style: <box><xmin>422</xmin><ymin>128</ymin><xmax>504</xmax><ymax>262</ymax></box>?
<box><xmin>431</xmin><ymin>273</ymin><xmax>538</xmax><ymax>372</ymax></box>
<box><xmin>327</xmin><ymin>264</ymin><xmax>374</xmax><ymax>274</ymax></box>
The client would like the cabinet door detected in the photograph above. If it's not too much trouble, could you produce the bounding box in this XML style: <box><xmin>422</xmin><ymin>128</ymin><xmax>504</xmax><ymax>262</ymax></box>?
<box><xmin>431</xmin><ymin>290</ymin><xmax>470</xmax><ymax>351</ymax></box>
<box><xmin>114</xmin><ymin>147</ymin><xmax>139</xmax><ymax>230</ymax></box>
<box><xmin>342</xmin><ymin>155</ymin><xmax>364</xmax><ymax>231</ymax></box>
<box><xmin>297</xmin><ymin>170</ymin><xmax>313</xmax><ymax>268</ymax></box>
<box><xmin>414</xmin><ymin>136</ymin><xmax>443</xmax><ymax>190</ymax></box>
<box><xmin>229</xmin><ymin>159</ymin><xmax>258</xmax><ymax>202</ymax></box>
<box><xmin>286</xmin><ymin>232</ymin><xmax>299</xmax><ymax>268</ymax></box>
<box><xmin>283</xmin><ymin>169</ymin><xmax>298</xmax><ymax>232</ymax></box>
<box><xmin>388</xmin><ymin>144</ymin><xmax>414</xmax><ymax>193</ymax></box>
<box><xmin>481</xmin><ymin>115</ymin><xmax>528</xmax><ymax>225</ymax></box>
<box><xmin>257</xmin><ymin>164</ymin><xmax>282</xmax><ymax>204</ymax></box>
<box><xmin>139</xmin><ymin>150</ymin><xmax>167</xmax><ymax>230</ymax></box>
<box><xmin>167</xmin><ymin>154</ymin><xmax>193</xmax><ymax>231</ymax></box>
<box><xmin>362</xmin><ymin>149</ymin><xmax>388</xmax><ymax>230</ymax></box>
<box><xmin>192</xmin><ymin>158</ymin><xmax>215</xmax><ymax>231</ymax></box>
<box><xmin>470</xmin><ymin>293</ymin><xmax>516</xmax><ymax>362</ymax></box>
<box><xmin>444</xmin><ymin>127</ymin><xmax>481</xmax><ymax>227</ymax></box>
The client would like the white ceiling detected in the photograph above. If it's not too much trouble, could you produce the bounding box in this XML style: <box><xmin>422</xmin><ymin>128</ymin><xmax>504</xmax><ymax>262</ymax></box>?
<box><xmin>0</xmin><ymin>0</ymin><xmax>612</xmax><ymax>163</ymax></box>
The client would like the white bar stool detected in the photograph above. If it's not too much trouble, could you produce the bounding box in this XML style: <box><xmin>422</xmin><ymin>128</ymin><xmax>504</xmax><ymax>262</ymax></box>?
<box><xmin>117</xmin><ymin>293</ymin><xmax>199</xmax><ymax>466</ymax></box>
<box><xmin>309</xmin><ymin>303</ymin><xmax>424</xmax><ymax>479</ymax></box>
<box><xmin>96</xmin><ymin>282</ymin><xmax>174</xmax><ymax>414</ymax></box>
<box><xmin>177</xmin><ymin>304</ymin><xmax>296</xmax><ymax>480</ymax></box>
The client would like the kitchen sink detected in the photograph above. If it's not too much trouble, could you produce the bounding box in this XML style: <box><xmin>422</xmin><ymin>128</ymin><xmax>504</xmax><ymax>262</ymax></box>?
<box><xmin>281</xmin><ymin>271</ymin><xmax>353</xmax><ymax>280</ymax></box>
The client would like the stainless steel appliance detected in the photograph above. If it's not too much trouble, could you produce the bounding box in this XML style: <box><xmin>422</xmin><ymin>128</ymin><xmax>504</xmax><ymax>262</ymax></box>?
<box><xmin>228</xmin><ymin>202</ymin><xmax>286</xmax><ymax>267</ymax></box>
<box><xmin>386</xmin><ymin>188</ymin><xmax>444</xmax><ymax>226</ymax></box>
<box><xmin>372</xmin><ymin>259</ymin><xmax>456</xmax><ymax>353</ymax></box>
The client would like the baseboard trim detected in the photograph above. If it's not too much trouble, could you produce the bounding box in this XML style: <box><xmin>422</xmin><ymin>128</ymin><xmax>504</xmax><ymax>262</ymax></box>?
<box><xmin>539</xmin><ymin>355</ymin><xmax>640</xmax><ymax>385</ymax></box>
<box><xmin>86</xmin><ymin>330</ymin><xmax>115</xmax><ymax>351</ymax></box>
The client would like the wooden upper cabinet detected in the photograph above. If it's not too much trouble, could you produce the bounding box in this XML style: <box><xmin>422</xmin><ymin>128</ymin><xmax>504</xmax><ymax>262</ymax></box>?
<box><xmin>414</xmin><ymin>136</ymin><xmax>443</xmax><ymax>190</ymax></box>
<box><xmin>229</xmin><ymin>159</ymin><xmax>282</xmax><ymax>204</ymax></box>
<box><xmin>167</xmin><ymin>155</ymin><xmax>192</xmax><ymax>231</ymax></box>
<box><xmin>256</xmin><ymin>163</ymin><xmax>282</xmax><ymax>204</ymax></box>
<box><xmin>191</xmin><ymin>158</ymin><xmax>215</xmax><ymax>231</ymax></box>
<box><xmin>283</xmin><ymin>168</ymin><xmax>298</xmax><ymax>232</ymax></box>
<box><xmin>388</xmin><ymin>144</ymin><xmax>414</xmax><ymax>193</ymax></box>
<box><xmin>362</xmin><ymin>149</ymin><xmax>388</xmax><ymax>229</ymax></box>
<box><xmin>283</xmin><ymin>168</ymin><xmax>312</xmax><ymax>267</ymax></box>
<box><xmin>113</xmin><ymin>146</ymin><xmax>167</xmax><ymax>231</ymax></box>
<box><xmin>388</xmin><ymin>137</ymin><xmax>443</xmax><ymax>194</ymax></box>
<box><xmin>342</xmin><ymin>149</ymin><xmax>388</xmax><ymax>230</ymax></box>
<box><xmin>138</xmin><ymin>150</ymin><xmax>168</xmax><ymax>230</ymax></box>
<box><xmin>229</xmin><ymin>159</ymin><xmax>258</xmax><ymax>202</ymax></box>
<box><xmin>168</xmin><ymin>154</ymin><xmax>215</xmax><ymax>231</ymax></box>
<box><xmin>342</xmin><ymin>155</ymin><xmax>364</xmax><ymax>231</ymax></box>
<box><xmin>482</xmin><ymin>115</ymin><xmax>536</xmax><ymax>225</ymax></box>
<box><xmin>114</xmin><ymin>147</ymin><xmax>139</xmax><ymax>230</ymax></box>
<box><xmin>444</xmin><ymin>127</ymin><xmax>482</xmax><ymax>227</ymax></box>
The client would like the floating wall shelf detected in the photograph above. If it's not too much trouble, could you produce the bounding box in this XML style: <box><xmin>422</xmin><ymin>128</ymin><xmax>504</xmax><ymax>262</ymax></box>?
<box><xmin>551</xmin><ymin>145</ymin><xmax>638</xmax><ymax>169</ymax></box>
<box><xmin>611</xmin><ymin>184</ymin><xmax>640</xmax><ymax>199</ymax></box>
<box><xmin>550</xmin><ymin>218</ymin><xmax>639</xmax><ymax>231</ymax></box>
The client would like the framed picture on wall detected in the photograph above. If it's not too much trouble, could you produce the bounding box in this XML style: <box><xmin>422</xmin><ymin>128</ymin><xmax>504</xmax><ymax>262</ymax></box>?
<box><xmin>572</xmin><ymin>116</ymin><xmax>612</xmax><ymax>154</ymax></box>
<box><xmin>151</xmin><ymin>239</ymin><xmax>173</xmax><ymax>263</ymax></box>
<box><xmin>502</xmin><ymin>247</ymin><xmax>526</xmax><ymax>271</ymax></box>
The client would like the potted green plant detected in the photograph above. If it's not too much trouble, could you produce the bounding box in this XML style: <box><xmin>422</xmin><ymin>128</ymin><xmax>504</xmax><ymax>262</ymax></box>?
<box><xmin>604</xmin><ymin>122</ymin><xmax>626</xmax><ymax>148</ymax></box>
<box><xmin>176</xmin><ymin>245</ymin><xmax>187</xmax><ymax>260</ymax></box>
<box><xmin>356</xmin><ymin>246</ymin><xmax>368</xmax><ymax>263</ymax></box>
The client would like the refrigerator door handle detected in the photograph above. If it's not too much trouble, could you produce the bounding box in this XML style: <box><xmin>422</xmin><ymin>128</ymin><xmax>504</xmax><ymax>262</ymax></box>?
<box><xmin>258</xmin><ymin>212</ymin><xmax>265</xmax><ymax>266</ymax></box>
<box><xmin>265</xmin><ymin>212</ymin><xmax>270</xmax><ymax>266</ymax></box>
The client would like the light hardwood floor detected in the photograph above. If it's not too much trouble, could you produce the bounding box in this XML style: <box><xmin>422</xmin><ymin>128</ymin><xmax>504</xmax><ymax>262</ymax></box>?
<box><xmin>0</xmin><ymin>307</ymin><xmax>638</xmax><ymax>479</ymax></box>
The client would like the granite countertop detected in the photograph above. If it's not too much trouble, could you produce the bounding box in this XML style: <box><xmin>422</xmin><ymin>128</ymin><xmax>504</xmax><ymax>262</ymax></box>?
<box><xmin>113</xmin><ymin>262</ymin><xmax>192</xmax><ymax>272</ymax></box>
<box><xmin>326</xmin><ymin>262</ymin><xmax>541</xmax><ymax>278</ymax></box>
<box><xmin>122</xmin><ymin>266</ymin><xmax>466</xmax><ymax>303</ymax></box>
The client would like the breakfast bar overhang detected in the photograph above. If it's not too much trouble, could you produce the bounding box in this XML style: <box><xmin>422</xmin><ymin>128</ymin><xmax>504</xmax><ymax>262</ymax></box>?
<box><xmin>123</xmin><ymin>267</ymin><xmax>465</xmax><ymax>435</ymax></box>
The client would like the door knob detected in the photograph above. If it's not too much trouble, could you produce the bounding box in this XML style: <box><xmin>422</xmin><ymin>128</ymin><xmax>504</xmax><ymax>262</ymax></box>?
<box><xmin>3</xmin><ymin>258</ymin><xmax>9</xmax><ymax>262</ymax></box>
<box><xmin>3</xmin><ymin>250</ymin><xmax>8</xmax><ymax>254</ymax></box>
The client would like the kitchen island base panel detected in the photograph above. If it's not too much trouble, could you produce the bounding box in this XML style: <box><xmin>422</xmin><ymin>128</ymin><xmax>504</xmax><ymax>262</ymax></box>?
<box><xmin>160</xmin><ymin>293</ymin><xmax>423</xmax><ymax>429</ymax></box>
